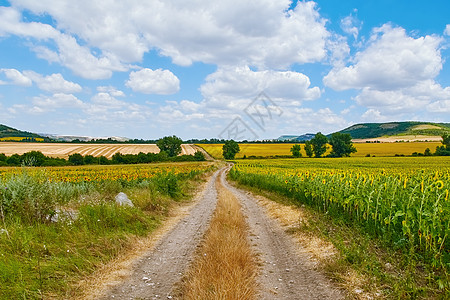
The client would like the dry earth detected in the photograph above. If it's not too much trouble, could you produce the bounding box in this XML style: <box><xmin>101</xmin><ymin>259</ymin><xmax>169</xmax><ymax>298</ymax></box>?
<box><xmin>0</xmin><ymin>143</ymin><xmax>197</xmax><ymax>158</ymax></box>
<box><xmin>89</xmin><ymin>166</ymin><xmax>342</xmax><ymax>299</ymax></box>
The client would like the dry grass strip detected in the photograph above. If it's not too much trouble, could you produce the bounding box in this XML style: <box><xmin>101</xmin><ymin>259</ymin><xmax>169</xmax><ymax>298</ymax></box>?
<box><xmin>181</xmin><ymin>176</ymin><xmax>257</xmax><ymax>300</ymax></box>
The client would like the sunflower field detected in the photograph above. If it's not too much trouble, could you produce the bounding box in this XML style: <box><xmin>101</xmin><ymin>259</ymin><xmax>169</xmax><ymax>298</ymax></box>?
<box><xmin>230</xmin><ymin>157</ymin><xmax>450</xmax><ymax>274</ymax></box>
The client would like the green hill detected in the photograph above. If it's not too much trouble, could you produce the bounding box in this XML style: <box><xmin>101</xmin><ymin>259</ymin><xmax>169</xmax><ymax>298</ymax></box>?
<box><xmin>0</xmin><ymin>124</ymin><xmax>49</xmax><ymax>141</ymax></box>
<box><xmin>338</xmin><ymin>122</ymin><xmax>450</xmax><ymax>139</ymax></box>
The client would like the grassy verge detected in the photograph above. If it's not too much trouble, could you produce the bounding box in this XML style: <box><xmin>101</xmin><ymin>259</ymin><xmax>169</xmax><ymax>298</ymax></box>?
<box><xmin>0</xmin><ymin>164</ymin><xmax>215</xmax><ymax>299</ymax></box>
<box><xmin>229</xmin><ymin>176</ymin><xmax>449</xmax><ymax>299</ymax></box>
<box><xmin>181</xmin><ymin>175</ymin><xmax>257</xmax><ymax>299</ymax></box>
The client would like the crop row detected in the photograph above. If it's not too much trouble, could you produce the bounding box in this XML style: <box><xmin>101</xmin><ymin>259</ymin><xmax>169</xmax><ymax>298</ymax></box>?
<box><xmin>229</xmin><ymin>157</ymin><xmax>450</xmax><ymax>272</ymax></box>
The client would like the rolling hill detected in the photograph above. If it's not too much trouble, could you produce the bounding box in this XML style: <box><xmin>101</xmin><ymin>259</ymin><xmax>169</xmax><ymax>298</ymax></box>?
<box><xmin>338</xmin><ymin>122</ymin><xmax>450</xmax><ymax>139</ymax></box>
<box><xmin>278</xmin><ymin>122</ymin><xmax>450</xmax><ymax>141</ymax></box>
<box><xmin>0</xmin><ymin>124</ymin><xmax>49</xmax><ymax>141</ymax></box>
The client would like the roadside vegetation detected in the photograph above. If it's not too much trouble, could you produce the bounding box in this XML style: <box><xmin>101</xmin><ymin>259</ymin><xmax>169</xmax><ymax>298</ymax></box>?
<box><xmin>229</xmin><ymin>157</ymin><xmax>450</xmax><ymax>298</ymax></box>
<box><xmin>0</xmin><ymin>162</ymin><xmax>215</xmax><ymax>299</ymax></box>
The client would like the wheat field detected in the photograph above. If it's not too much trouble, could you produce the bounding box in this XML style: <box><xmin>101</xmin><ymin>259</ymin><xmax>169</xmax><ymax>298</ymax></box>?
<box><xmin>0</xmin><ymin>143</ymin><xmax>197</xmax><ymax>159</ymax></box>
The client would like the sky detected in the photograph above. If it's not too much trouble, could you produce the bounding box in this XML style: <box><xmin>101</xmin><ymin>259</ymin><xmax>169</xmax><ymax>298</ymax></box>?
<box><xmin>0</xmin><ymin>0</ymin><xmax>449</xmax><ymax>140</ymax></box>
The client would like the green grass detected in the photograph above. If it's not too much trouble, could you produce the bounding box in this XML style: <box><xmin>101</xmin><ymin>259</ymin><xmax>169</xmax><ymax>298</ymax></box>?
<box><xmin>0</xmin><ymin>165</ymin><xmax>213</xmax><ymax>299</ymax></box>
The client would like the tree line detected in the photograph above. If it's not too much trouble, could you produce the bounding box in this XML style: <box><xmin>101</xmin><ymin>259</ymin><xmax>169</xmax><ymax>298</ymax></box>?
<box><xmin>0</xmin><ymin>136</ymin><xmax>205</xmax><ymax>167</ymax></box>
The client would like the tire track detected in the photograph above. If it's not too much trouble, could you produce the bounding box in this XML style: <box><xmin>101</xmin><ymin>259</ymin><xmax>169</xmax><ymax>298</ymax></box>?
<box><xmin>220</xmin><ymin>167</ymin><xmax>343</xmax><ymax>299</ymax></box>
<box><xmin>99</xmin><ymin>168</ymin><xmax>223</xmax><ymax>299</ymax></box>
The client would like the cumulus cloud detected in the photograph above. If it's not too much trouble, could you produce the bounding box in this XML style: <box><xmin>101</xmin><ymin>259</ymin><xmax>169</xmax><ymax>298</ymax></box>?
<box><xmin>23</xmin><ymin>71</ymin><xmax>82</xmax><ymax>93</ymax></box>
<box><xmin>0</xmin><ymin>68</ymin><xmax>32</xmax><ymax>86</ymax></box>
<box><xmin>7</xmin><ymin>0</ymin><xmax>335</xmax><ymax>69</ymax></box>
<box><xmin>0</xmin><ymin>6</ymin><xmax>127</xmax><ymax>79</ymax></box>
<box><xmin>125</xmin><ymin>68</ymin><xmax>180</xmax><ymax>95</ymax></box>
<box><xmin>324</xmin><ymin>24</ymin><xmax>443</xmax><ymax>91</ymax></box>
<box><xmin>31</xmin><ymin>93</ymin><xmax>84</xmax><ymax>112</ymax></box>
<box><xmin>201</xmin><ymin>66</ymin><xmax>320</xmax><ymax>105</ymax></box>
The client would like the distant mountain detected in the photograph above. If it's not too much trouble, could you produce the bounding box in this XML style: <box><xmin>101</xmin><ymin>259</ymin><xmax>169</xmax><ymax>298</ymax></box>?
<box><xmin>0</xmin><ymin>124</ymin><xmax>49</xmax><ymax>141</ymax></box>
<box><xmin>42</xmin><ymin>134</ymin><xmax>130</xmax><ymax>142</ymax></box>
<box><xmin>337</xmin><ymin>122</ymin><xmax>450</xmax><ymax>139</ymax></box>
<box><xmin>277</xmin><ymin>133</ymin><xmax>315</xmax><ymax>142</ymax></box>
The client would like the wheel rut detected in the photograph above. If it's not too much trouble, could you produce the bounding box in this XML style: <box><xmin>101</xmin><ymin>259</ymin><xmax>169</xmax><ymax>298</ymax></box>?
<box><xmin>98</xmin><ymin>166</ymin><xmax>342</xmax><ymax>299</ymax></box>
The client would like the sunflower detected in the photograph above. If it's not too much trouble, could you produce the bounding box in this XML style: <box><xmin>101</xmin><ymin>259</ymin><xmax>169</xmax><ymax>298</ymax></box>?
<box><xmin>435</xmin><ymin>180</ymin><xmax>444</xmax><ymax>190</ymax></box>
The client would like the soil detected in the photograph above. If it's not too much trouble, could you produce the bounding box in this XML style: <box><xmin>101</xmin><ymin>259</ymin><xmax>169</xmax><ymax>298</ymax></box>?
<box><xmin>96</xmin><ymin>166</ymin><xmax>342</xmax><ymax>299</ymax></box>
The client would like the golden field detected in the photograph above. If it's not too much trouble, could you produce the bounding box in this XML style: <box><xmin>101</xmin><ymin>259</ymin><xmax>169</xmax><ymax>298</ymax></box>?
<box><xmin>0</xmin><ymin>143</ymin><xmax>197</xmax><ymax>159</ymax></box>
<box><xmin>197</xmin><ymin>142</ymin><xmax>442</xmax><ymax>158</ymax></box>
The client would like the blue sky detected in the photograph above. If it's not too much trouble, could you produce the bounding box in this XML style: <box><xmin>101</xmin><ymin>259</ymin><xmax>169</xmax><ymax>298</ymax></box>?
<box><xmin>0</xmin><ymin>0</ymin><xmax>449</xmax><ymax>140</ymax></box>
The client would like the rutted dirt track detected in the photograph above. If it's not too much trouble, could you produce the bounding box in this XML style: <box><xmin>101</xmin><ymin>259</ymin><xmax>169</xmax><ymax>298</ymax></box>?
<box><xmin>98</xmin><ymin>166</ymin><xmax>342</xmax><ymax>299</ymax></box>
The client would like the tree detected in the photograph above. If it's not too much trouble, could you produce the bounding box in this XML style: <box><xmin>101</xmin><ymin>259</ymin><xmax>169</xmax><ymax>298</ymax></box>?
<box><xmin>222</xmin><ymin>140</ymin><xmax>240</xmax><ymax>159</ymax></box>
<box><xmin>328</xmin><ymin>132</ymin><xmax>357</xmax><ymax>157</ymax></box>
<box><xmin>157</xmin><ymin>135</ymin><xmax>183</xmax><ymax>157</ymax></box>
<box><xmin>310</xmin><ymin>132</ymin><xmax>328</xmax><ymax>158</ymax></box>
<box><xmin>193</xmin><ymin>151</ymin><xmax>206</xmax><ymax>161</ymax></box>
<box><xmin>290</xmin><ymin>144</ymin><xmax>302</xmax><ymax>158</ymax></box>
<box><xmin>68</xmin><ymin>153</ymin><xmax>84</xmax><ymax>165</ymax></box>
<box><xmin>21</xmin><ymin>151</ymin><xmax>46</xmax><ymax>166</ymax></box>
<box><xmin>442</xmin><ymin>132</ymin><xmax>450</xmax><ymax>149</ymax></box>
<box><xmin>304</xmin><ymin>141</ymin><xmax>313</xmax><ymax>158</ymax></box>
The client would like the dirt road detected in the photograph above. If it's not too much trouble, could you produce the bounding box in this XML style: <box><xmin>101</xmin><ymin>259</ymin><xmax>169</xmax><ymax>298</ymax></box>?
<box><xmin>98</xmin><ymin>167</ymin><xmax>342</xmax><ymax>299</ymax></box>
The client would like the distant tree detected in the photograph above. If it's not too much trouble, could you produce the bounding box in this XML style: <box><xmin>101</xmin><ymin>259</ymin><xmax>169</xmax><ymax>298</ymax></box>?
<box><xmin>193</xmin><ymin>151</ymin><xmax>206</xmax><ymax>161</ymax></box>
<box><xmin>442</xmin><ymin>133</ymin><xmax>450</xmax><ymax>149</ymax></box>
<box><xmin>83</xmin><ymin>155</ymin><xmax>96</xmax><ymax>165</ymax></box>
<box><xmin>290</xmin><ymin>144</ymin><xmax>302</xmax><ymax>158</ymax></box>
<box><xmin>68</xmin><ymin>153</ymin><xmax>84</xmax><ymax>165</ymax></box>
<box><xmin>0</xmin><ymin>153</ymin><xmax>6</xmax><ymax>162</ymax></box>
<box><xmin>310</xmin><ymin>132</ymin><xmax>328</xmax><ymax>158</ymax></box>
<box><xmin>98</xmin><ymin>156</ymin><xmax>110</xmax><ymax>165</ymax></box>
<box><xmin>222</xmin><ymin>140</ymin><xmax>240</xmax><ymax>159</ymax></box>
<box><xmin>328</xmin><ymin>132</ymin><xmax>357</xmax><ymax>157</ymax></box>
<box><xmin>157</xmin><ymin>136</ymin><xmax>183</xmax><ymax>157</ymax></box>
<box><xmin>434</xmin><ymin>133</ymin><xmax>450</xmax><ymax>156</ymax></box>
<box><xmin>424</xmin><ymin>148</ymin><xmax>432</xmax><ymax>156</ymax></box>
<box><xmin>304</xmin><ymin>141</ymin><xmax>313</xmax><ymax>158</ymax></box>
<box><xmin>21</xmin><ymin>151</ymin><xmax>46</xmax><ymax>166</ymax></box>
<box><xmin>111</xmin><ymin>153</ymin><xmax>125</xmax><ymax>164</ymax></box>
<box><xmin>6</xmin><ymin>154</ymin><xmax>21</xmax><ymax>166</ymax></box>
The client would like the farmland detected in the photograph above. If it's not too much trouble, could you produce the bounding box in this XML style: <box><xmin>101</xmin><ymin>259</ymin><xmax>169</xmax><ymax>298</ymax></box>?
<box><xmin>197</xmin><ymin>142</ymin><xmax>442</xmax><ymax>158</ymax></box>
<box><xmin>0</xmin><ymin>142</ymin><xmax>197</xmax><ymax>158</ymax></box>
<box><xmin>229</xmin><ymin>156</ymin><xmax>450</xmax><ymax>295</ymax></box>
<box><xmin>0</xmin><ymin>161</ymin><xmax>215</xmax><ymax>299</ymax></box>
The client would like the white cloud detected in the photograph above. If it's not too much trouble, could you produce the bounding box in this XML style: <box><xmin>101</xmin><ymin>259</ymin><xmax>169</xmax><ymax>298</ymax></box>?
<box><xmin>97</xmin><ymin>86</ymin><xmax>125</xmax><ymax>97</ymax></box>
<box><xmin>200</xmin><ymin>66</ymin><xmax>320</xmax><ymax>105</ymax></box>
<box><xmin>32</xmin><ymin>93</ymin><xmax>84</xmax><ymax>111</ymax></box>
<box><xmin>8</xmin><ymin>0</ymin><xmax>334</xmax><ymax>69</ymax></box>
<box><xmin>427</xmin><ymin>100</ymin><xmax>450</xmax><ymax>113</ymax></box>
<box><xmin>0</xmin><ymin>6</ymin><xmax>127</xmax><ymax>79</ymax></box>
<box><xmin>340</xmin><ymin>12</ymin><xmax>362</xmax><ymax>40</ymax></box>
<box><xmin>445</xmin><ymin>24</ymin><xmax>450</xmax><ymax>36</ymax></box>
<box><xmin>0</xmin><ymin>68</ymin><xmax>32</xmax><ymax>86</ymax></box>
<box><xmin>324</xmin><ymin>24</ymin><xmax>443</xmax><ymax>91</ymax></box>
<box><xmin>23</xmin><ymin>71</ymin><xmax>82</xmax><ymax>93</ymax></box>
<box><xmin>125</xmin><ymin>68</ymin><xmax>180</xmax><ymax>95</ymax></box>
<box><xmin>354</xmin><ymin>80</ymin><xmax>450</xmax><ymax>116</ymax></box>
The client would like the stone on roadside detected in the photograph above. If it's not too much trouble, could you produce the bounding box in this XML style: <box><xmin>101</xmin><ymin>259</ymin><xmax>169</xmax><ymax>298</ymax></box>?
<box><xmin>115</xmin><ymin>192</ymin><xmax>134</xmax><ymax>207</ymax></box>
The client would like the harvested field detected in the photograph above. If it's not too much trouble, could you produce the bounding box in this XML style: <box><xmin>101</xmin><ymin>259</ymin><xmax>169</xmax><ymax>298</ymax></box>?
<box><xmin>197</xmin><ymin>142</ymin><xmax>442</xmax><ymax>158</ymax></box>
<box><xmin>0</xmin><ymin>143</ymin><xmax>198</xmax><ymax>159</ymax></box>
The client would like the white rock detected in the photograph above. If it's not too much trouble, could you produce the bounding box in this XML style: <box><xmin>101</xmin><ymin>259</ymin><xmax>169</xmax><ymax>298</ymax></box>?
<box><xmin>115</xmin><ymin>192</ymin><xmax>134</xmax><ymax>207</ymax></box>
